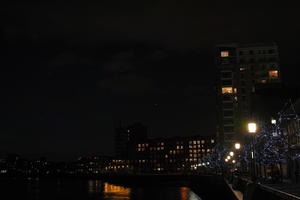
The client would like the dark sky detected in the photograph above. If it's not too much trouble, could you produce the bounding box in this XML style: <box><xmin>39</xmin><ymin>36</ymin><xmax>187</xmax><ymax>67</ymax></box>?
<box><xmin>1</xmin><ymin>1</ymin><xmax>300</xmax><ymax>160</ymax></box>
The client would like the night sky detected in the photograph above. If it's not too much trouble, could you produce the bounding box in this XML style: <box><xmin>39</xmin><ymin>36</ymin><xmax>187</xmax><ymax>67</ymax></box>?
<box><xmin>1</xmin><ymin>1</ymin><xmax>300</xmax><ymax>160</ymax></box>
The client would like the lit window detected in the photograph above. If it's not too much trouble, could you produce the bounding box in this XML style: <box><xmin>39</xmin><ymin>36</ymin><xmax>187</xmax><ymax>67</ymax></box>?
<box><xmin>222</xmin><ymin>87</ymin><xmax>233</xmax><ymax>94</ymax></box>
<box><xmin>240</xmin><ymin>67</ymin><xmax>245</xmax><ymax>71</ymax></box>
<box><xmin>138</xmin><ymin>144</ymin><xmax>141</xmax><ymax>147</ymax></box>
<box><xmin>193</xmin><ymin>141</ymin><xmax>196</xmax><ymax>144</ymax></box>
<box><xmin>211</xmin><ymin>139</ymin><xmax>215</xmax><ymax>143</ymax></box>
<box><xmin>221</xmin><ymin>51</ymin><xmax>229</xmax><ymax>57</ymax></box>
<box><xmin>197</xmin><ymin>141</ymin><xmax>200</xmax><ymax>144</ymax></box>
<box><xmin>201</xmin><ymin>140</ymin><xmax>205</xmax><ymax>144</ymax></box>
<box><xmin>269</xmin><ymin>70</ymin><xmax>278</xmax><ymax>78</ymax></box>
<box><xmin>161</xmin><ymin>142</ymin><xmax>164</xmax><ymax>146</ymax></box>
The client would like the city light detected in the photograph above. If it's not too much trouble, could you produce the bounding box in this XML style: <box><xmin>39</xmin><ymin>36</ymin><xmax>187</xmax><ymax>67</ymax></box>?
<box><xmin>229</xmin><ymin>151</ymin><xmax>234</xmax><ymax>157</ymax></box>
<box><xmin>227</xmin><ymin>156</ymin><xmax>231</xmax><ymax>160</ymax></box>
<box><xmin>271</xmin><ymin>118</ymin><xmax>276</xmax><ymax>124</ymax></box>
<box><xmin>232</xmin><ymin>160</ymin><xmax>236</xmax><ymax>164</ymax></box>
<box><xmin>225</xmin><ymin>159</ymin><xmax>228</xmax><ymax>162</ymax></box>
<box><xmin>248</xmin><ymin>122</ymin><xmax>257</xmax><ymax>133</ymax></box>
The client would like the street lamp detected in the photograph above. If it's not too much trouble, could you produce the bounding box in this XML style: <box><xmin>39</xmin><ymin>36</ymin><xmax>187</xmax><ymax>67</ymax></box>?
<box><xmin>248</xmin><ymin>122</ymin><xmax>257</xmax><ymax>182</ymax></box>
<box><xmin>234</xmin><ymin>142</ymin><xmax>241</xmax><ymax>150</ymax></box>
<box><xmin>248</xmin><ymin>122</ymin><xmax>257</xmax><ymax>133</ymax></box>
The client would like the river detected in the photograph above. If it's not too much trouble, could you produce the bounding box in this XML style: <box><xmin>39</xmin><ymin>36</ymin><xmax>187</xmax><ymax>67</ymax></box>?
<box><xmin>0</xmin><ymin>178</ymin><xmax>202</xmax><ymax>200</ymax></box>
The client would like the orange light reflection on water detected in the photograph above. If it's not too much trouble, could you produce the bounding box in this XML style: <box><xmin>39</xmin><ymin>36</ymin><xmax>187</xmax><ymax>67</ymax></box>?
<box><xmin>180</xmin><ymin>187</ymin><xmax>189</xmax><ymax>200</ymax></box>
<box><xmin>103</xmin><ymin>182</ymin><xmax>131</xmax><ymax>200</ymax></box>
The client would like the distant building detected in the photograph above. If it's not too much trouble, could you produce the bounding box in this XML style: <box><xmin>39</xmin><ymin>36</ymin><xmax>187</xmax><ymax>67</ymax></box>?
<box><xmin>114</xmin><ymin>122</ymin><xmax>148</xmax><ymax>159</ymax></box>
<box><xmin>215</xmin><ymin>43</ymin><xmax>281</xmax><ymax>145</ymax></box>
<box><xmin>134</xmin><ymin>135</ymin><xmax>216</xmax><ymax>173</ymax></box>
<box><xmin>112</xmin><ymin>127</ymin><xmax>216</xmax><ymax>173</ymax></box>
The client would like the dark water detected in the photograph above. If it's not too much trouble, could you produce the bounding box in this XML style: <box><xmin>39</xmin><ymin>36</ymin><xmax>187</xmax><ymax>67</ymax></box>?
<box><xmin>0</xmin><ymin>178</ymin><xmax>202</xmax><ymax>200</ymax></box>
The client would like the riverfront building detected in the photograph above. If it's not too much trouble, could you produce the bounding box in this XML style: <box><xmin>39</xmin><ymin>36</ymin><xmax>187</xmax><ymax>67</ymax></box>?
<box><xmin>113</xmin><ymin>123</ymin><xmax>216</xmax><ymax>173</ymax></box>
<box><xmin>215</xmin><ymin>43</ymin><xmax>281</xmax><ymax>145</ymax></box>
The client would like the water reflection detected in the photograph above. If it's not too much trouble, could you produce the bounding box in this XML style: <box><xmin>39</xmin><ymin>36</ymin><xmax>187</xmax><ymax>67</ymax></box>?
<box><xmin>87</xmin><ymin>180</ymin><xmax>201</xmax><ymax>200</ymax></box>
<box><xmin>180</xmin><ymin>187</ymin><xmax>202</xmax><ymax>200</ymax></box>
<box><xmin>103</xmin><ymin>182</ymin><xmax>131</xmax><ymax>199</ymax></box>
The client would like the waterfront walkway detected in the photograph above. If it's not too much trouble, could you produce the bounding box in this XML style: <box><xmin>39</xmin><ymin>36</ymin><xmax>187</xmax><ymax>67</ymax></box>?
<box><xmin>262</xmin><ymin>182</ymin><xmax>300</xmax><ymax>199</ymax></box>
<box><xmin>229</xmin><ymin>176</ymin><xmax>300</xmax><ymax>200</ymax></box>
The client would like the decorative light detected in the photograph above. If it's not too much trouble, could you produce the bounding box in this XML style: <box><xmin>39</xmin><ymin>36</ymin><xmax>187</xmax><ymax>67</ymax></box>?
<box><xmin>271</xmin><ymin>118</ymin><xmax>276</xmax><ymax>125</ymax></box>
<box><xmin>225</xmin><ymin>159</ymin><xmax>228</xmax><ymax>162</ymax></box>
<box><xmin>248</xmin><ymin>122</ymin><xmax>257</xmax><ymax>133</ymax></box>
<box><xmin>227</xmin><ymin>156</ymin><xmax>231</xmax><ymax>160</ymax></box>
<box><xmin>232</xmin><ymin>160</ymin><xmax>236</xmax><ymax>164</ymax></box>
<box><xmin>229</xmin><ymin>151</ymin><xmax>234</xmax><ymax>157</ymax></box>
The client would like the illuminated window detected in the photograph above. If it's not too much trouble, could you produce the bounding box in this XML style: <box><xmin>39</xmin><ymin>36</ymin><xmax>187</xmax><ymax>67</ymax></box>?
<box><xmin>197</xmin><ymin>141</ymin><xmax>200</xmax><ymax>144</ymax></box>
<box><xmin>138</xmin><ymin>144</ymin><xmax>141</xmax><ymax>147</ymax></box>
<box><xmin>240</xmin><ymin>67</ymin><xmax>245</xmax><ymax>71</ymax></box>
<box><xmin>222</xmin><ymin>87</ymin><xmax>233</xmax><ymax>94</ymax></box>
<box><xmin>211</xmin><ymin>139</ymin><xmax>215</xmax><ymax>143</ymax></box>
<box><xmin>138</xmin><ymin>148</ymin><xmax>141</xmax><ymax>151</ymax></box>
<box><xmin>193</xmin><ymin>141</ymin><xmax>196</xmax><ymax>144</ymax></box>
<box><xmin>269</xmin><ymin>70</ymin><xmax>278</xmax><ymax>78</ymax></box>
<box><xmin>161</xmin><ymin>142</ymin><xmax>164</xmax><ymax>146</ymax></box>
<box><xmin>261</xmin><ymin>79</ymin><xmax>267</xmax><ymax>83</ymax></box>
<box><xmin>221</xmin><ymin>51</ymin><xmax>229</xmax><ymax>57</ymax></box>
<box><xmin>201</xmin><ymin>140</ymin><xmax>205</xmax><ymax>144</ymax></box>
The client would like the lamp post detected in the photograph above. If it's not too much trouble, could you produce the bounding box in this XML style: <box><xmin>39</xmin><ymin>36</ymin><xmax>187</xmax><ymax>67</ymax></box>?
<box><xmin>234</xmin><ymin>142</ymin><xmax>242</xmax><ymax>174</ymax></box>
<box><xmin>248</xmin><ymin>122</ymin><xmax>257</xmax><ymax>182</ymax></box>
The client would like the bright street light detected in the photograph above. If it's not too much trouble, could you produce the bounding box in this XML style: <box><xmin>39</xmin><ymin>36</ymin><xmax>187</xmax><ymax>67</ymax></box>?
<box><xmin>234</xmin><ymin>142</ymin><xmax>241</xmax><ymax>150</ymax></box>
<box><xmin>248</xmin><ymin>122</ymin><xmax>257</xmax><ymax>133</ymax></box>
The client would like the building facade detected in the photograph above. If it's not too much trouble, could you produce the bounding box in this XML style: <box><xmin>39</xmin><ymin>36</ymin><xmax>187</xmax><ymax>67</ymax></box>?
<box><xmin>114</xmin><ymin>124</ymin><xmax>216</xmax><ymax>173</ymax></box>
<box><xmin>215</xmin><ymin>43</ymin><xmax>281</xmax><ymax>145</ymax></box>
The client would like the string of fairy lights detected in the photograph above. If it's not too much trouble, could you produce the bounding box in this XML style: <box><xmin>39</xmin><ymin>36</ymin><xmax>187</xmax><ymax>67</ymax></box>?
<box><xmin>195</xmin><ymin>99</ymin><xmax>300</xmax><ymax>172</ymax></box>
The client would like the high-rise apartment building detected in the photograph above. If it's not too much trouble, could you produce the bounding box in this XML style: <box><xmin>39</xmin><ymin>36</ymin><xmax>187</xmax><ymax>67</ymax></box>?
<box><xmin>215</xmin><ymin>43</ymin><xmax>281</xmax><ymax>145</ymax></box>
